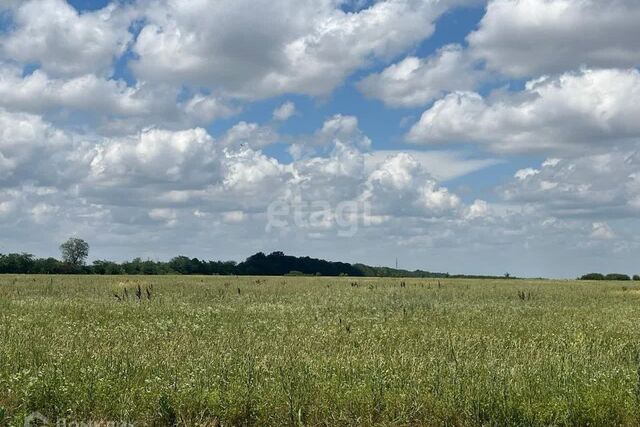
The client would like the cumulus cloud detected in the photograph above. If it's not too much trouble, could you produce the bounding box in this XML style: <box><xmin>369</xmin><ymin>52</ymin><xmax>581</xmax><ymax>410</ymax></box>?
<box><xmin>180</xmin><ymin>93</ymin><xmax>238</xmax><ymax>124</ymax></box>
<box><xmin>0</xmin><ymin>0</ymin><xmax>134</xmax><ymax>76</ymax></box>
<box><xmin>407</xmin><ymin>68</ymin><xmax>640</xmax><ymax>154</ymax></box>
<box><xmin>468</xmin><ymin>0</ymin><xmax>640</xmax><ymax>77</ymax></box>
<box><xmin>131</xmin><ymin>0</ymin><xmax>463</xmax><ymax>99</ymax></box>
<box><xmin>358</xmin><ymin>44</ymin><xmax>483</xmax><ymax>107</ymax></box>
<box><xmin>220</xmin><ymin>122</ymin><xmax>280</xmax><ymax>150</ymax></box>
<box><xmin>364</xmin><ymin>150</ymin><xmax>500</xmax><ymax>182</ymax></box>
<box><xmin>221</xmin><ymin>148</ymin><xmax>289</xmax><ymax>195</ymax></box>
<box><xmin>316</xmin><ymin>115</ymin><xmax>371</xmax><ymax>149</ymax></box>
<box><xmin>0</xmin><ymin>64</ymin><xmax>237</xmax><ymax>132</ymax></box>
<box><xmin>288</xmin><ymin>114</ymin><xmax>372</xmax><ymax>159</ymax></box>
<box><xmin>272</xmin><ymin>101</ymin><xmax>296</xmax><ymax>121</ymax></box>
<box><xmin>0</xmin><ymin>112</ymin><xmax>474</xmax><ymax>222</ymax></box>
<box><xmin>502</xmin><ymin>150</ymin><xmax>640</xmax><ymax>219</ymax></box>
<box><xmin>0</xmin><ymin>113</ymin><xmax>482</xmax><ymax>237</ymax></box>
<box><xmin>362</xmin><ymin>152</ymin><xmax>462</xmax><ymax>217</ymax></box>
<box><xmin>0</xmin><ymin>65</ymin><xmax>157</xmax><ymax>116</ymax></box>
<box><xmin>88</xmin><ymin>127</ymin><xmax>221</xmax><ymax>189</ymax></box>
<box><xmin>0</xmin><ymin>109</ymin><xmax>82</xmax><ymax>187</ymax></box>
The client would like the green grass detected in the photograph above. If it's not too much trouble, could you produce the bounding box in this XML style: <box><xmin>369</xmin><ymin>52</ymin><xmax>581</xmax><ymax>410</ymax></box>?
<box><xmin>1</xmin><ymin>275</ymin><xmax>640</xmax><ymax>426</ymax></box>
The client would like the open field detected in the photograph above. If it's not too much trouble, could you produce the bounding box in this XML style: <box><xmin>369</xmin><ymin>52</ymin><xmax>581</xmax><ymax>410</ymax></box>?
<box><xmin>1</xmin><ymin>275</ymin><xmax>640</xmax><ymax>426</ymax></box>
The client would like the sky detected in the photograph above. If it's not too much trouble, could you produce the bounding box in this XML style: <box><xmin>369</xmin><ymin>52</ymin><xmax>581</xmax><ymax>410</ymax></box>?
<box><xmin>0</xmin><ymin>0</ymin><xmax>639</xmax><ymax>278</ymax></box>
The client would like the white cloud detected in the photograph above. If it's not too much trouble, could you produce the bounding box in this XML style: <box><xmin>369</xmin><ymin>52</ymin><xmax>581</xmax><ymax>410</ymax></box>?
<box><xmin>222</xmin><ymin>210</ymin><xmax>246</xmax><ymax>223</ymax></box>
<box><xmin>181</xmin><ymin>93</ymin><xmax>237</xmax><ymax>124</ymax></box>
<box><xmin>469</xmin><ymin>0</ymin><xmax>640</xmax><ymax>77</ymax></box>
<box><xmin>358</xmin><ymin>44</ymin><xmax>483</xmax><ymax>107</ymax></box>
<box><xmin>221</xmin><ymin>148</ymin><xmax>288</xmax><ymax>194</ymax></box>
<box><xmin>316</xmin><ymin>114</ymin><xmax>371</xmax><ymax>149</ymax></box>
<box><xmin>514</xmin><ymin>168</ymin><xmax>540</xmax><ymax>181</ymax></box>
<box><xmin>220</xmin><ymin>122</ymin><xmax>280</xmax><ymax>150</ymax></box>
<box><xmin>361</xmin><ymin>153</ymin><xmax>462</xmax><ymax>217</ymax></box>
<box><xmin>88</xmin><ymin>127</ymin><xmax>221</xmax><ymax>188</ymax></box>
<box><xmin>407</xmin><ymin>68</ymin><xmax>640</xmax><ymax>154</ymax></box>
<box><xmin>149</xmin><ymin>208</ymin><xmax>177</xmax><ymax>226</ymax></box>
<box><xmin>272</xmin><ymin>101</ymin><xmax>296</xmax><ymax>121</ymax></box>
<box><xmin>286</xmin><ymin>141</ymin><xmax>366</xmax><ymax>203</ymax></box>
<box><xmin>0</xmin><ymin>66</ymin><xmax>156</xmax><ymax>116</ymax></box>
<box><xmin>502</xmin><ymin>150</ymin><xmax>640</xmax><ymax>219</ymax></box>
<box><xmin>0</xmin><ymin>108</ymin><xmax>79</xmax><ymax>186</ymax></box>
<box><xmin>1</xmin><ymin>0</ymin><xmax>134</xmax><ymax>76</ymax></box>
<box><xmin>131</xmin><ymin>0</ymin><xmax>463</xmax><ymax>99</ymax></box>
<box><xmin>590</xmin><ymin>222</ymin><xmax>615</xmax><ymax>240</ymax></box>
<box><xmin>289</xmin><ymin>114</ymin><xmax>372</xmax><ymax>159</ymax></box>
<box><xmin>465</xmin><ymin>199</ymin><xmax>489</xmax><ymax>220</ymax></box>
<box><xmin>0</xmin><ymin>64</ymin><xmax>237</xmax><ymax>131</ymax></box>
<box><xmin>365</xmin><ymin>150</ymin><xmax>500</xmax><ymax>181</ymax></box>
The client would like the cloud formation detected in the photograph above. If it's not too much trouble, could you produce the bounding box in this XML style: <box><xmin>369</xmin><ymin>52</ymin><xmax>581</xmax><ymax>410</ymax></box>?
<box><xmin>407</xmin><ymin>68</ymin><xmax>640</xmax><ymax>154</ymax></box>
<box><xmin>358</xmin><ymin>44</ymin><xmax>483</xmax><ymax>107</ymax></box>
<box><xmin>503</xmin><ymin>151</ymin><xmax>640</xmax><ymax>219</ymax></box>
<box><xmin>273</xmin><ymin>101</ymin><xmax>296</xmax><ymax>121</ymax></box>
<box><xmin>131</xmin><ymin>0</ymin><xmax>462</xmax><ymax>98</ymax></box>
<box><xmin>468</xmin><ymin>0</ymin><xmax>640</xmax><ymax>77</ymax></box>
<box><xmin>1</xmin><ymin>0</ymin><xmax>134</xmax><ymax>76</ymax></box>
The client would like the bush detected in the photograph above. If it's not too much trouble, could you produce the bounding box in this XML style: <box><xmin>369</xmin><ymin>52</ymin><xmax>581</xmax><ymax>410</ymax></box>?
<box><xmin>633</xmin><ymin>275</ymin><xmax>640</xmax><ymax>281</ymax></box>
<box><xmin>285</xmin><ymin>271</ymin><xmax>304</xmax><ymax>276</ymax></box>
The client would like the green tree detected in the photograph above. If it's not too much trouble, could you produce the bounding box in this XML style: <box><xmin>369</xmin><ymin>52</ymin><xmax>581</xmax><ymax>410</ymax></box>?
<box><xmin>604</xmin><ymin>273</ymin><xmax>631</xmax><ymax>281</ymax></box>
<box><xmin>59</xmin><ymin>238</ymin><xmax>89</xmax><ymax>267</ymax></box>
<box><xmin>580</xmin><ymin>273</ymin><xmax>605</xmax><ymax>280</ymax></box>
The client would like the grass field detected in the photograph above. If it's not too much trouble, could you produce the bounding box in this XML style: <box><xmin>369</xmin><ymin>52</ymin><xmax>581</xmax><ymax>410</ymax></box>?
<box><xmin>1</xmin><ymin>275</ymin><xmax>640</xmax><ymax>426</ymax></box>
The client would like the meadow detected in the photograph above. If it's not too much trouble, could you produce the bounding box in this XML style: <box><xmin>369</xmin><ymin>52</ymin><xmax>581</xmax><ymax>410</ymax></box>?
<box><xmin>1</xmin><ymin>275</ymin><xmax>640</xmax><ymax>426</ymax></box>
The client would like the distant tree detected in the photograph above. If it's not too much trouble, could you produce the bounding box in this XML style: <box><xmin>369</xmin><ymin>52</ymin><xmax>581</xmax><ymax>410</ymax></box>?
<box><xmin>123</xmin><ymin>258</ymin><xmax>143</xmax><ymax>275</ymax></box>
<box><xmin>580</xmin><ymin>273</ymin><xmax>606</xmax><ymax>280</ymax></box>
<box><xmin>33</xmin><ymin>257</ymin><xmax>65</xmax><ymax>274</ymax></box>
<box><xmin>169</xmin><ymin>256</ymin><xmax>193</xmax><ymax>274</ymax></box>
<box><xmin>92</xmin><ymin>260</ymin><xmax>124</xmax><ymax>275</ymax></box>
<box><xmin>59</xmin><ymin>238</ymin><xmax>89</xmax><ymax>267</ymax></box>
<box><xmin>634</xmin><ymin>275</ymin><xmax>640</xmax><ymax>281</ymax></box>
<box><xmin>0</xmin><ymin>253</ymin><xmax>35</xmax><ymax>273</ymax></box>
<box><xmin>604</xmin><ymin>273</ymin><xmax>631</xmax><ymax>281</ymax></box>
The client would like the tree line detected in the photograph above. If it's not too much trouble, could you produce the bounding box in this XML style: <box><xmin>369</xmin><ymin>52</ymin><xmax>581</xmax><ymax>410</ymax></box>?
<box><xmin>3</xmin><ymin>239</ymin><xmax>635</xmax><ymax>279</ymax></box>
<box><xmin>579</xmin><ymin>273</ymin><xmax>640</xmax><ymax>281</ymax></box>
<box><xmin>0</xmin><ymin>238</ymin><xmax>472</xmax><ymax>278</ymax></box>
<box><xmin>0</xmin><ymin>250</ymin><xmax>453</xmax><ymax>277</ymax></box>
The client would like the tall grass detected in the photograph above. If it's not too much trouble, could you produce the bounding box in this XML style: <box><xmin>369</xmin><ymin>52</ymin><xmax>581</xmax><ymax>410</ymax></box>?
<box><xmin>1</xmin><ymin>275</ymin><xmax>640</xmax><ymax>425</ymax></box>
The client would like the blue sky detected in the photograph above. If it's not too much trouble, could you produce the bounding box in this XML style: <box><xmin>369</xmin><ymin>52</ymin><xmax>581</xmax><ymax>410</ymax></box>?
<box><xmin>1</xmin><ymin>0</ymin><xmax>639</xmax><ymax>277</ymax></box>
